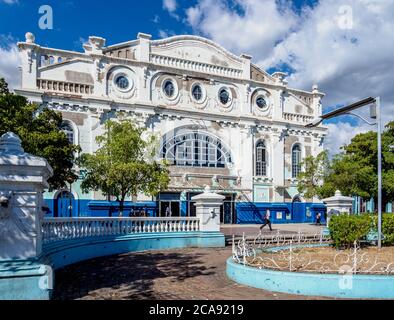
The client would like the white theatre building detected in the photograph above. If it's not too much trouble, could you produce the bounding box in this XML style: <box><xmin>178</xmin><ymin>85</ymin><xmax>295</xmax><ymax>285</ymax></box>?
<box><xmin>15</xmin><ymin>32</ymin><xmax>328</xmax><ymax>224</ymax></box>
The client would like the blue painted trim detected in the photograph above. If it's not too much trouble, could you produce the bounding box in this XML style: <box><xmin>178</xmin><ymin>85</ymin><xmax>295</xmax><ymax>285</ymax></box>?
<box><xmin>0</xmin><ymin>259</ymin><xmax>52</xmax><ymax>300</ymax></box>
<box><xmin>226</xmin><ymin>253</ymin><xmax>394</xmax><ymax>299</ymax></box>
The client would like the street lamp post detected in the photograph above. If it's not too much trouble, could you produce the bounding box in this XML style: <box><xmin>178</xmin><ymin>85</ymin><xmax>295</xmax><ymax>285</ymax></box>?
<box><xmin>306</xmin><ymin>97</ymin><xmax>383</xmax><ymax>249</ymax></box>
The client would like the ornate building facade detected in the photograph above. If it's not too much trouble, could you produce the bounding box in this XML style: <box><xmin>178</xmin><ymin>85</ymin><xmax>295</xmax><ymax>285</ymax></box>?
<box><xmin>16</xmin><ymin>32</ymin><xmax>327</xmax><ymax>224</ymax></box>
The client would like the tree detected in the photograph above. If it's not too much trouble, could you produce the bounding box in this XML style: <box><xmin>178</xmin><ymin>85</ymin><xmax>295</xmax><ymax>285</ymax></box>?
<box><xmin>0</xmin><ymin>78</ymin><xmax>80</xmax><ymax>190</ymax></box>
<box><xmin>297</xmin><ymin>151</ymin><xmax>331</xmax><ymax>199</ymax></box>
<box><xmin>302</xmin><ymin>121</ymin><xmax>394</xmax><ymax>210</ymax></box>
<box><xmin>77</xmin><ymin>119</ymin><xmax>170</xmax><ymax>216</ymax></box>
<box><xmin>0</xmin><ymin>78</ymin><xmax>9</xmax><ymax>95</ymax></box>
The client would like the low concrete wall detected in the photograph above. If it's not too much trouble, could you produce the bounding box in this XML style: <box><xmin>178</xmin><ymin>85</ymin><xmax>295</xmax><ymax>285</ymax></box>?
<box><xmin>226</xmin><ymin>258</ymin><xmax>394</xmax><ymax>299</ymax></box>
<box><xmin>45</xmin><ymin>232</ymin><xmax>225</xmax><ymax>270</ymax></box>
<box><xmin>1</xmin><ymin>231</ymin><xmax>224</xmax><ymax>300</ymax></box>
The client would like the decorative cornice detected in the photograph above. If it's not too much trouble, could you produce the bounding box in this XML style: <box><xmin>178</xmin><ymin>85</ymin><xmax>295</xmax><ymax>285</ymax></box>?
<box><xmin>151</xmin><ymin>35</ymin><xmax>244</xmax><ymax>64</ymax></box>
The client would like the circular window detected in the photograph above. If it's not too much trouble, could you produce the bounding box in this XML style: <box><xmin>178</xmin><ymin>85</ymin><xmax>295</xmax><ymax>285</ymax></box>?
<box><xmin>115</xmin><ymin>75</ymin><xmax>129</xmax><ymax>90</ymax></box>
<box><xmin>256</xmin><ymin>96</ymin><xmax>267</xmax><ymax>109</ymax></box>
<box><xmin>219</xmin><ymin>88</ymin><xmax>230</xmax><ymax>105</ymax></box>
<box><xmin>192</xmin><ymin>84</ymin><xmax>203</xmax><ymax>102</ymax></box>
<box><xmin>163</xmin><ymin>79</ymin><xmax>175</xmax><ymax>98</ymax></box>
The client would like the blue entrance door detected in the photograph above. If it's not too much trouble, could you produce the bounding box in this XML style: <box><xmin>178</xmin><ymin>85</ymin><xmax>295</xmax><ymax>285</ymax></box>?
<box><xmin>55</xmin><ymin>191</ymin><xmax>74</xmax><ymax>217</ymax></box>
<box><xmin>292</xmin><ymin>196</ymin><xmax>304</xmax><ymax>223</ymax></box>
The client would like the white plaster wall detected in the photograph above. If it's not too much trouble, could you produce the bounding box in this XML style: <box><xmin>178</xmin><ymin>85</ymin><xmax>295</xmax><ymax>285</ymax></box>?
<box><xmin>16</xmin><ymin>33</ymin><xmax>328</xmax><ymax>203</ymax></box>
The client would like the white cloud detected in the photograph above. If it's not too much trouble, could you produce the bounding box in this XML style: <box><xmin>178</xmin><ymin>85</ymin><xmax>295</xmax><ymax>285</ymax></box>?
<box><xmin>0</xmin><ymin>42</ymin><xmax>21</xmax><ymax>91</ymax></box>
<box><xmin>163</xmin><ymin>0</ymin><xmax>177</xmax><ymax>13</ymax></box>
<box><xmin>185</xmin><ymin>0</ymin><xmax>394</xmax><ymax>154</ymax></box>
<box><xmin>325</xmin><ymin>122</ymin><xmax>370</xmax><ymax>156</ymax></box>
<box><xmin>186</xmin><ymin>0</ymin><xmax>298</xmax><ymax>59</ymax></box>
<box><xmin>1</xmin><ymin>0</ymin><xmax>19</xmax><ymax>4</ymax></box>
<box><xmin>158</xmin><ymin>29</ymin><xmax>169</xmax><ymax>39</ymax></box>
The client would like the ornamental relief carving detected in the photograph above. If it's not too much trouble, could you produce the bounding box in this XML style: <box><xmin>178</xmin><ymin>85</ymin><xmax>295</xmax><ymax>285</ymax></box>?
<box><xmin>107</xmin><ymin>66</ymin><xmax>137</xmax><ymax>100</ymax></box>
<box><xmin>0</xmin><ymin>191</ymin><xmax>37</xmax><ymax>237</ymax></box>
<box><xmin>251</xmin><ymin>88</ymin><xmax>273</xmax><ymax>118</ymax></box>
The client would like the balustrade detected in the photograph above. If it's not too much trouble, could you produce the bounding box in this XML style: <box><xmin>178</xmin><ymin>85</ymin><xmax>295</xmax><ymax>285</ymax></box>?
<box><xmin>150</xmin><ymin>54</ymin><xmax>242</xmax><ymax>78</ymax></box>
<box><xmin>283</xmin><ymin>112</ymin><xmax>314</xmax><ymax>123</ymax></box>
<box><xmin>37</xmin><ymin>79</ymin><xmax>93</xmax><ymax>95</ymax></box>
<box><xmin>42</xmin><ymin>217</ymin><xmax>201</xmax><ymax>244</ymax></box>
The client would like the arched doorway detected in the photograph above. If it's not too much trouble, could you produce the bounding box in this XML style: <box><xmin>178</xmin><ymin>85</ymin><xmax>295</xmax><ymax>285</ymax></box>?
<box><xmin>54</xmin><ymin>191</ymin><xmax>74</xmax><ymax>218</ymax></box>
<box><xmin>292</xmin><ymin>195</ymin><xmax>303</xmax><ymax>222</ymax></box>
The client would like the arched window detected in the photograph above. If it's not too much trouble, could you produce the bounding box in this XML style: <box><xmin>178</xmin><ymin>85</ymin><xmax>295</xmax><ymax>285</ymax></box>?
<box><xmin>292</xmin><ymin>144</ymin><xmax>302</xmax><ymax>178</ymax></box>
<box><xmin>61</xmin><ymin>122</ymin><xmax>74</xmax><ymax>145</ymax></box>
<box><xmin>161</xmin><ymin>131</ymin><xmax>232</xmax><ymax>168</ymax></box>
<box><xmin>256</xmin><ymin>141</ymin><xmax>267</xmax><ymax>176</ymax></box>
<box><xmin>40</xmin><ymin>55</ymin><xmax>48</xmax><ymax>66</ymax></box>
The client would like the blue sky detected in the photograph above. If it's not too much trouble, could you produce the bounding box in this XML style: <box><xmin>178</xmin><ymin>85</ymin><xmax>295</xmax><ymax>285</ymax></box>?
<box><xmin>1</xmin><ymin>0</ymin><xmax>393</xmax><ymax>154</ymax></box>
<box><xmin>0</xmin><ymin>0</ymin><xmax>316</xmax><ymax>50</ymax></box>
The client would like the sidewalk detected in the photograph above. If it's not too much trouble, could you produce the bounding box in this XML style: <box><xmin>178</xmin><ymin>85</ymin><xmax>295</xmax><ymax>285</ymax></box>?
<box><xmin>220</xmin><ymin>223</ymin><xmax>326</xmax><ymax>238</ymax></box>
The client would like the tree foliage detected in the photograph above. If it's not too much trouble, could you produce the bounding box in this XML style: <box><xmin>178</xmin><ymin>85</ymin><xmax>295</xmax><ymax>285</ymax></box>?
<box><xmin>0</xmin><ymin>78</ymin><xmax>9</xmax><ymax>95</ymax></box>
<box><xmin>297</xmin><ymin>151</ymin><xmax>330</xmax><ymax>199</ymax></box>
<box><xmin>297</xmin><ymin>121</ymin><xmax>394</xmax><ymax>209</ymax></box>
<box><xmin>77</xmin><ymin>119</ymin><xmax>170</xmax><ymax>215</ymax></box>
<box><xmin>0</xmin><ymin>78</ymin><xmax>79</xmax><ymax>190</ymax></box>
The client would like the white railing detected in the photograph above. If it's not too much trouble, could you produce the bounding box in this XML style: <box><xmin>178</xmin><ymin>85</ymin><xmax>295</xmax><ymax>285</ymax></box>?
<box><xmin>283</xmin><ymin>112</ymin><xmax>315</xmax><ymax>123</ymax></box>
<box><xmin>42</xmin><ymin>217</ymin><xmax>200</xmax><ymax>244</ymax></box>
<box><xmin>37</xmin><ymin>79</ymin><xmax>94</xmax><ymax>95</ymax></box>
<box><xmin>150</xmin><ymin>54</ymin><xmax>243</xmax><ymax>78</ymax></box>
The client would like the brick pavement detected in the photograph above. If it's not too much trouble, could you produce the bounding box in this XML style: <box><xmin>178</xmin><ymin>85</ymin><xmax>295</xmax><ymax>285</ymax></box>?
<box><xmin>53</xmin><ymin>247</ymin><xmax>330</xmax><ymax>300</ymax></box>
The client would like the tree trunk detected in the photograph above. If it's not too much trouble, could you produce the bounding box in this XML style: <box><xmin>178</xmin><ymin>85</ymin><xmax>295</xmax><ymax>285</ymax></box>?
<box><xmin>119</xmin><ymin>195</ymin><xmax>126</xmax><ymax>217</ymax></box>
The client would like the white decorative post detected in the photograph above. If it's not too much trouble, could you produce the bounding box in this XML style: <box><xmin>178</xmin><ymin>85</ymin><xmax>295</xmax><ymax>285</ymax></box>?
<box><xmin>191</xmin><ymin>186</ymin><xmax>226</xmax><ymax>247</ymax></box>
<box><xmin>192</xmin><ymin>186</ymin><xmax>225</xmax><ymax>232</ymax></box>
<box><xmin>323</xmin><ymin>190</ymin><xmax>354</xmax><ymax>226</ymax></box>
<box><xmin>0</xmin><ymin>132</ymin><xmax>54</xmax><ymax>300</ymax></box>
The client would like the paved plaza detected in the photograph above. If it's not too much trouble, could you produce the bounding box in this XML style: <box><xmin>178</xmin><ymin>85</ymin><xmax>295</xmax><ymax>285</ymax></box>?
<box><xmin>221</xmin><ymin>223</ymin><xmax>326</xmax><ymax>237</ymax></box>
<box><xmin>53</xmin><ymin>224</ymin><xmax>330</xmax><ymax>301</ymax></box>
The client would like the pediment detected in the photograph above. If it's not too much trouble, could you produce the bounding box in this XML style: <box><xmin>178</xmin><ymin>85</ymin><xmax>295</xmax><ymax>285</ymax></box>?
<box><xmin>283</xmin><ymin>91</ymin><xmax>314</xmax><ymax>115</ymax></box>
<box><xmin>38</xmin><ymin>59</ymin><xmax>93</xmax><ymax>84</ymax></box>
<box><xmin>251</xmin><ymin>64</ymin><xmax>275</xmax><ymax>84</ymax></box>
<box><xmin>150</xmin><ymin>36</ymin><xmax>244</xmax><ymax>70</ymax></box>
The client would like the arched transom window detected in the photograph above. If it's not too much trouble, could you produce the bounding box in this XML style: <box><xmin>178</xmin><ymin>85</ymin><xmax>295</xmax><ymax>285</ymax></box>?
<box><xmin>61</xmin><ymin>122</ymin><xmax>74</xmax><ymax>145</ymax></box>
<box><xmin>292</xmin><ymin>144</ymin><xmax>302</xmax><ymax>178</ymax></box>
<box><xmin>256</xmin><ymin>141</ymin><xmax>267</xmax><ymax>176</ymax></box>
<box><xmin>161</xmin><ymin>131</ymin><xmax>232</xmax><ymax>168</ymax></box>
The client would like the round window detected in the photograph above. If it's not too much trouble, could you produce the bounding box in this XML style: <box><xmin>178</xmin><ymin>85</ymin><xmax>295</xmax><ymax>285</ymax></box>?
<box><xmin>219</xmin><ymin>88</ymin><xmax>230</xmax><ymax>105</ymax></box>
<box><xmin>256</xmin><ymin>96</ymin><xmax>267</xmax><ymax>109</ymax></box>
<box><xmin>163</xmin><ymin>80</ymin><xmax>175</xmax><ymax>98</ymax></box>
<box><xmin>192</xmin><ymin>84</ymin><xmax>203</xmax><ymax>101</ymax></box>
<box><xmin>115</xmin><ymin>75</ymin><xmax>129</xmax><ymax>90</ymax></box>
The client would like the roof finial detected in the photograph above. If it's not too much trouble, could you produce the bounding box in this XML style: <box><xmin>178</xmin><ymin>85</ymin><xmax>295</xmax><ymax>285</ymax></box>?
<box><xmin>25</xmin><ymin>32</ymin><xmax>35</xmax><ymax>44</ymax></box>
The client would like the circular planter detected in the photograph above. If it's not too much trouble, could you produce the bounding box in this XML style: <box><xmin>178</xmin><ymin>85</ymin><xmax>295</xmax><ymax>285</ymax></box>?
<box><xmin>226</xmin><ymin>244</ymin><xmax>394</xmax><ymax>299</ymax></box>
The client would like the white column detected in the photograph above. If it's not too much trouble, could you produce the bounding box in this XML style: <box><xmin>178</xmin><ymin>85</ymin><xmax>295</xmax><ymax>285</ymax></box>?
<box><xmin>0</xmin><ymin>132</ymin><xmax>53</xmax><ymax>261</ymax></box>
<box><xmin>137</xmin><ymin>33</ymin><xmax>152</xmax><ymax>63</ymax></box>
<box><xmin>272</xmin><ymin>131</ymin><xmax>284</xmax><ymax>202</ymax></box>
<box><xmin>192</xmin><ymin>186</ymin><xmax>225</xmax><ymax>232</ymax></box>
<box><xmin>18</xmin><ymin>32</ymin><xmax>39</xmax><ymax>90</ymax></box>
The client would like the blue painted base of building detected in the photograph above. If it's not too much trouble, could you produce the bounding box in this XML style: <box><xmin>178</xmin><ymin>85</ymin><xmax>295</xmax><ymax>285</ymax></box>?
<box><xmin>226</xmin><ymin>257</ymin><xmax>394</xmax><ymax>299</ymax></box>
<box><xmin>44</xmin><ymin>199</ymin><xmax>327</xmax><ymax>225</ymax></box>
<box><xmin>0</xmin><ymin>231</ymin><xmax>225</xmax><ymax>300</ymax></box>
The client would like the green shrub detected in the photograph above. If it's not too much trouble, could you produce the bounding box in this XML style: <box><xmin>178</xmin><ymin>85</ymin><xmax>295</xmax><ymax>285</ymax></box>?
<box><xmin>369</xmin><ymin>214</ymin><xmax>394</xmax><ymax>245</ymax></box>
<box><xmin>329</xmin><ymin>215</ymin><xmax>371</xmax><ymax>248</ymax></box>
<box><xmin>383</xmin><ymin>215</ymin><xmax>394</xmax><ymax>245</ymax></box>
